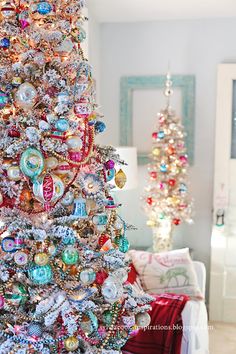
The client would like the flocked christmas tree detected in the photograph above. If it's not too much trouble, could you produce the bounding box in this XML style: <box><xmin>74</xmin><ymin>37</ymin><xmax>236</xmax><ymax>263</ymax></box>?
<box><xmin>142</xmin><ymin>73</ymin><xmax>193</xmax><ymax>252</ymax></box>
<box><xmin>0</xmin><ymin>1</ymin><xmax>153</xmax><ymax>353</ymax></box>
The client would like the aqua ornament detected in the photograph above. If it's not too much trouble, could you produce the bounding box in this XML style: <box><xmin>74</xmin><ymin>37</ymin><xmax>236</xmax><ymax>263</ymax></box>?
<box><xmin>0</xmin><ymin>90</ymin><xmax>8</xmax><ymax>108</ymax></box>
<box><xmin>62</xmin><ymin>246</ymin><xmax>79</xmax><ymax>265</ymax></box>
<box><xmin>106</xmin><ymin>168</ymin><xmax>115</xmax><ymax>182</ymax></box>
<box><xmin>20</xmin><ymin>148</ymin><xmax>44</xmax><ymax>180</ymax></box>
<box><xmin>28</xmin><ymin>264</ymin><xmax>53</xmax><ymax>285</ymax></box>
<box><xmin>114</xmin><ymin>236</ymin><xmax>130</xmax><ymax>253</ymax></box>
<box><xmin>55</xmin><ymin>118</ymin><xmax>69</xmax><ymax>132</ymax></box>
<box><xmin>71</xmin><ymin>197</ymin><xmax>87</xmax><ymax>218</ymax></box>
<box><xmin>37</xmin><ymin>1</ymin><xmax>52</xmax><ymax>15</ymax></box>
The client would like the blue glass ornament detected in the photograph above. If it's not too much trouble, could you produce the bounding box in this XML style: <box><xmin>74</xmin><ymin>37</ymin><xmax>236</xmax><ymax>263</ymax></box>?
<box><xmin>114</xmin><ymin>236</ymin><xmax>130</xmax><ymax>253</ymax></box>
<box><xmin>55</xmin><ymin>118</ymin><xmax>69</xmax><ymax>132</ymax></box>
<box><xmin>106</xmin><ymin>168</ymin><xmax>115</xmax><ymax>181</ymax></box>
<box><xmin>95</xmin><ymin>121</ymin><xmax>106</xmax><ymax>133</ymax></box>
<box><xmin>28</xmin><ymin>323</ymin><xmax>43</xmax><ymax>337</ymax></box>
<box><xmin>0</xmin><ymin>91</ymin><xmax>8</xmax><ymax>108</ymax></box>
<box><xmin>1</xmin><ymin>237</ymin><xmax>16</xmax><ymax>253</ymax></box>
<box><xmin>62</xmin><ymin>231</ymin><xmax>76</xmax><ymax>245</ymax></box>
<box><xmin>71</xmin><ymin>197</ymin><xmax>87</xmax><ymax>218</ymax></box>
<box><xmin>28</xmin><ymin>264</ymin><xmax>53</xmax><ymax>285</ymax></box>
<box><xmin>20</xmin><ymin>147</ymin><xmax>44</xmax><ymax>180</ymax></box>
<box><xmin>179</xmin><ymin>183</ymin><xmax>187</xmax><ymax>193</ymax></box>
<box><xmin>37</xmin><ymin>1</ymin><xmax>52</xmax><ymax>15</ymax></box>
<box><xmin>158</xmin><ymin>130</ymin><xmax>165</xmax><ymax>139</ymax></box>
<box><xmin>0</xmin><ymin>38</ymin><xmax>10</xmax><ymax>48</ymax></box>
<box><xmin>160</xmin><ymin>163</ymin><xmax>167</xmax><ymax>172</ymax></box>
<box><xmin>77</xmin><ymin>28</ymin><xmax>86</xmax><ymax>42</ymax></box>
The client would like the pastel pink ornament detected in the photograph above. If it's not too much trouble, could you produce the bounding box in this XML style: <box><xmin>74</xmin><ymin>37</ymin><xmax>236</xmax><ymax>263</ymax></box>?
<box><xmin>19</xmin><ymin>19</ymin><xmax>30</xmax><ymax>29</ymax></box>
<box><xmin>69</xmin><ymin>151</ymin><xmax>82</xmax><ymax>162</ymax></box>
<box><xmin>0</xmin><ymin>296</ymin><xmax>5</xmax><ymax>309</ymax></box>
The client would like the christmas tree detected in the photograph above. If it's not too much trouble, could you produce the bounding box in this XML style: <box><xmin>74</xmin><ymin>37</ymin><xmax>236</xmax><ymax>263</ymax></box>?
<box><xmin>142</xmin><ymin>74</ymin><xmax>193</xmax><ymax>252</ymax></box>
<box><xmin>0</xmin><ymin>1</ymin><xmax>152</xmax><ymax>353</ymax></box>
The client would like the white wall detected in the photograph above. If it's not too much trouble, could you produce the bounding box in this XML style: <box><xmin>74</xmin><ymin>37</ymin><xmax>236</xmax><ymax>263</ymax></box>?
<box><xmin>95</xmin><ymin>18</ymin><xmax>236</xmax><ymax>299</ymax></box>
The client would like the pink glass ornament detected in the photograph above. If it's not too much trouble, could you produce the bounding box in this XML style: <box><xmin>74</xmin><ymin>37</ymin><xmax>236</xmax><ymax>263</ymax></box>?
<box><xmin>19</xmin><ymin>20</ymin><xmax>30</xmax><ymax>29</ymax></box>
<box><xmin>179</xmin><ymin>155</ymin><xmax>188</xmax><ymax>164</ymax></box>
<box><xmin>0</xmin><ymin>296</ymin><xmax>4</xmax><ymax>309</ymax></box>
<box><xmin>69</xmin><ymin>151</ymin><xmax>82</xmax><ymax>162</ymax></box>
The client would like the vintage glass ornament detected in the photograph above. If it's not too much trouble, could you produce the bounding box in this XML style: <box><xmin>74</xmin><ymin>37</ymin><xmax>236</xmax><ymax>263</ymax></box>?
<box><xmin>114</xmin><ymin>236</ymin><xmax>130</xmax><ymax>253</ymax></box>
<box><xmin>113</xmin><ymin>268</ymin><xmax>128</xmax><ymax>283</ymax></box>
<box><xmin>152</xmin><ymin>147</ymin><xmax>160</xmax><ymax>156</ymax></box>
<box><xmin>0</xmin><ymin>296</ymin><xmax>4</xmax><ymax>309</ymax></box>
<box><xmin>152</xmin><ymin>132</ymin><xmax>158</xmax><ymax>139</ymax></box>
<box><xmin>158</xmin><ymin>130</ymin><xmax>165</xmax><ymax>139</ymax></box>
<box><xmin>101</xmin><ymin>276</ymin><xmax>123</xmax><ymax>303</ymax></box>
<box><xmin>93</xmin><ymin>213</ymin><xmax>108</xmax><ymax>226</ymax></box>
<box><xmin>64</xmin><ymin>336</ymin><xmax>79</xmax><ymax>352</ymax></box>
<box><xmin>66</xmin><ymin>136</ymin><xmax>82</xmax><ymax>151</ymax></box>
<box><xmin>45</xmin><ymin>157</ymin><xmax>58</xmax><ymax>170</ymax></box>
<box><xmin>28</xmin><ymin>264</ymin><xmax>53</xmax><ymax>285</ymax></box>
<box><xmin>5</xmin><ymin>282</ymin><xmax>28</xmax><ymax>306</ymax></box>
<box><xmin>80</xmin><ymin>312</ymin><xmax>98</xmax><ymax>334</ymax></box>
<box><xmin>61</xmin><ymin>190</ymin><xmax>74</xmax><ymax>206</ymax></box>
<box><xmin>173</xmin><ymin>218</ymin><xmax>181</xmax><ymax>225</ymax></box>
<box><xmin>102</xmin><ymin>310</ymin><xmax>113</xmax><ymax>326</ymax></box>
<box><xmin>34</xmin><ymin>252</ymin><xmax>49</xmax><ymax>266</ymax></box>
<box><xmin>55</xmin><ymin>161</ymin><xmax>71</xmax><ymax>175</ymax></box>
<box><xmin>135</xmin><ymin>312</ymin><xmax>151</xmax><ymax>328</ymax></box>
<box><xmin>15</xmin><ymin>82</ymin><xmax>37</xmax><ymax>109</ymax></box>
<box><xmin>106</xmin><ymin>168</ymin><xmax>115</xmax><ymax>181</ymax></box>
<box><xmin>69</xmin><ymin>151</ymin><xmax>82</xmax><ymax>162</ymax></box>
<box><xmin>0</xmin><ymin>38</ymin><xmax>10</xmax><ymax>48</ymax></box>
<box><xmin>56</xmin><ymin>39</ymin><xmax>74</xmax><ymax>55</ymax></box>
<box><xmin>20</xmin><ymin>147</ymin><xmax>44</xmax><ymax>180</ymax></box>
<box><xmin>95</xmin><ymin>269</ymin><xmax>108</xmax><ymax>285</ymax></box>
<box><xmin>62</xmin><ymin>246</ymin><xmax>79</xmax><ymax>265</ymax></box>
<box><xmin>168</xmin><ymin>179</ymin><xmax>176</xmax><ymax>187</ymax></box>
<box><xmin>179</xmin><ymin>183</ymin><xmax>187</xmax><ymax>193</ymax></box>
<box><xmin>80</xmin><ymin>268</ymin><xmax>96</xmax><ymax>285</ymax></box>
<box><xmin>7</xmin><ymin>166</ymin><xmax>21</xmax><ymax>181</ymax></box>
<box><xmin>74</xmin><ymin>102</ymin><xmax>92</xmax><ymax>118</ymax></box>
<box><xmin>33</xmin><ymin>173</ymin><xmax>65</xmax><ymax>207</ymax></box>
<box><xmin>71</xmin><ymin>197</ymin><xmax>87</xmax><ymax>218</ymax></box>
<box><xmin>12</xmin><ymin>76</ymin><xmax>22</xmax><ymax>87</ymax></box>
<box><xmin>28</xmin><ymin>322</ymin><xmax>43</xmax><ymax>337</ymax></box>
<box><xmin>105</xmin><ymin>196</ymin><xmax>116</xmax><ymax>209</ymax></box>
<box><xmin>37</xmin><ymin>1</ymin><xmax>52</xmax><ymax>15</ymax></box>
<box><xmin>0</xmin><ymin>91</ymin><xmax>8</xmax><ymax>108</ymax></box>
<box><xmin>95</xmin><ymin>120</ymin><xmax>106</xmax><ymax>133</ymax></box>
<box><xmin>55</xmin><ymin>118</ymin><xmax>69</xmax><ymax>132</ymax></box>
<box><xmin>1</xmin><ymin>237</ymin><xmax>16</xmax><ymax>253</ymax></box>
<box><xmin>105</xmin><ymin>159</ymin><xmax>115</xmax><ymax>170</ymax></box>
<box><xmin>1</xmin><ymin>1</ymin><xmax>16</xmax><ymax>18</ymax></box>
<box><xmin>14</xmin><ymin>251</ymin><xmax>28</xmax><ymax>266</ymax></box>
<box><xmin>98</xmin><ymin>234</ymin><xmax>110</xmax><ymax>246</ymax></box>
<box><xmin>115</xmin><ymin>169</ymin><xmax>127</xmax><ymax>189</ymax></box>
<box><xmin>8</xmin><ymin>126</ymin><xmax>20</xmax><ymax>137</ymax></box>
<box><xmin>160</xmin><ymin>163</ymin><xmax>167</xmax><ymax>172</ymax></box>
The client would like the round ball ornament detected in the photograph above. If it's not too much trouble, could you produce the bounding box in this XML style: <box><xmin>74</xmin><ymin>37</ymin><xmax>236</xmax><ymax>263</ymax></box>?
<box><xmin>62</xmin><ymin>246</ymin><xmax>79</xmax><ymax>265</ymax></box>
<box><xmin>28</xmin><ymin>264</ymin><xmax>53</xmax><ymax>285</ymax></box>
<box><xmin>14</xmin><ymin>251</ymin><xmax>28</xmax><ymax>266</ymax></box>
<box><xmin>135</xmin><ymin>312</ymin><xmax>151</xmax><ymax>328</ymax></box>
<box><xmin>1</xmin><ymin>2</ymin><xmax>16</xmax><ymax>18</ymax></box>
<box><xmin>61</xmin><ymin>190</ymin><xmax>74</xmax><ymax>206</ymax></box>
<box><xmin>173</xmin><ymin>218</ymin><xmax>181</xmax><ymax>226</ymax></box>
<box><xmin>102</xmin><ymin>310</ymin><xmax>113</xmax><ymax>326</ymax></box>
<box><xmin>5</xmin><ymin>282</ymin><xmax>28</xmax><ymax>306</ymax></box>
<box><xmin>114</xmin><ymin>236</ymin><xmax>130</xmax><ymax>253</ymax></box>
<box><xmin>37</xmin><ymin>1</ymin><xmax>52</xmax><ymax>15</ymax></box>
<box><xmin>0</xmin><ymin>38</ymin><xmax>10</xmax><ymax>49</ymax></box>
<box><xmin>45</xmin><ymin>157</ymin><xmax>58</xmax><ymax>170</ymax></box>
<box><xmin>0</xmin><ymin>295</ymin><xmax>4</xmax><ymax>309</ymax></box>
<box><xmin>7</xmin><ymin>166</ymin><xmax>21</xmax><ymax>181</ymax></box>
<box><xmin>1</xmin><ymin>237</ymin><xmax>16</xmax><ymax>253</ymax></box>
<box><xmin>105</xmin><ymin>159</ymin><xmax>115</xmax><ymax>170</ymax></box>
<box><xmin>158</xmin><ymin>130</ymin><xmax>165</xmax><ymax>139</ymax></box>
<box><xmin>95</xmin><ymin>121</ymin><xmax>106</xmax><ymax>133</ymax></box>
<box><xmin>33</xmin><ymin>173</ymin><xmax>65</xmax><ymax>208</ymax></box>
<box><xmin>55</xmin><ymin>118</ymin><xmax>69</xmax><ymax>132</ymax></box>
<box><xmin>20</xmin><ymin>147</ymin><xmax>44</xmax><ymax>180</ymax></box>
<box><xmin>80</xmin><ymin>312</ymin><xmax>98</xmax><ymax>335</ymax></box>
<box><xmin>34</xmin><ymin>252</ymin><xmax>49</xmax><ymax>266</ymax></box>
<box><xmin>0</xmin><ymin>90</ymin><xmax>8</xmax><ymax>108</ymax></box>
<box><xmin>95</xmin><ymin>269</ymin><xmax>108</xmax><ymax>285</ymax></box>
<box><xmin>80</xmin><ymin>268</ymin><xmax>96</xmax><ymax>285</ymax></box>
<box><xmin>15</xmin><ymin>82</ymin><xmax>37</xmax><ymax>110</ymax></box>
<box><xmin>64</xmin><ymin>336</ymin><xmax>79</xmax><ymax>352</ymax></box>
<box><xmin>160</xmin><ymin>163</ymin><xmax>167</xmax><ymax>173</ymax></box>
<box><xmin>66</xmin><ymin>136</ymin><xmax>82</xmax><ymax>151</ymax></box>
<box><xmin>28</xmin><ymin>322</ymin><xmax>43</xmax><ymax>337</ymax></box>
<box><xmin>101</xmin><ymin>276</ymin><xmax>123</xmax><ymax>303</ymax></box>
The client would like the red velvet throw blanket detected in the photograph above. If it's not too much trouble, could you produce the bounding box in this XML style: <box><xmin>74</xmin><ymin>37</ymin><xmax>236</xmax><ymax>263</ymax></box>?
<box><xmin>122</xmin><ymin>293</ymin><xmax>189</xmax><ymax>354</ymax></box>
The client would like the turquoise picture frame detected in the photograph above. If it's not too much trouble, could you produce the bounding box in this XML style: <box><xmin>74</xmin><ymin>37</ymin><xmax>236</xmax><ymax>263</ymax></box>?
<box><xmin>120</xmin><ymin>75</ymin><xmax>195</xmax><ymax>165</ymax></box>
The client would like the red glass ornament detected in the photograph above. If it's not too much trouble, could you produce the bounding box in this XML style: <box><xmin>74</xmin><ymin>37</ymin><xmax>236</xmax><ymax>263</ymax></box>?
<box><xmin>149</xmin><ymin>171</ymin><xmax>157</xmax><ymax>179</ymax></box>
<box><xmin>152</xmin><ymin>132</ymin><xmax>158</xmax><ymax>139</ymax></box>
<box><xmin>146</xmin><ymin>197</ymin><xmax>153</xmax><ymax>205</ymax></box>
<box><xmin>95</xmin><ymin>269</ymin><xmax>108</xmax><ymax>285</ymax></box>
<box><xmin>98</xmin><ymin>234</ymin><xmax>110</xmax><ymax>247</ymax></box>
<box><xmin>8</xmin><ymin>127</ymin><xmax>20</xmax><ymax>138</ymax></box>
<box><xmin>179</xmin><ymin>155</ymin><xmax>188</xmax><ymax>164</ymax></box>
<box><xmin>173</xmin><ymin>218</ymin><xmax>181</xmax><ymax>225</ymax></box>
<box><xmin>168</xmin><ymin>179</ymin><xmax>176</xmax><ymax>187</ymax></box>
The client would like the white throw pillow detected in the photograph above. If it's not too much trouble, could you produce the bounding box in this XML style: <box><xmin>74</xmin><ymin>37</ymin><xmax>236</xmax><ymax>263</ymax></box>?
<box><xmin>128</xmin><ymin>248</ymin><xmax>203</xmax><ymax>299</ymax></box>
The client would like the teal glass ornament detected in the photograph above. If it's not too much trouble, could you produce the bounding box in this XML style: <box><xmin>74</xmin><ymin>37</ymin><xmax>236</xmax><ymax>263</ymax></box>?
<box><xmin>28</xmin><ymin>264</ymin><xmax>53</xmax><ymax>285</ymax></box>
<box><xmin>160</xmin><ymin>163</ymin><xmax>167</xmax><ymax>173</ymax></box>
<box><xmin>158</xmin><ymin>130</ymin><xmax>165</xmax><ymax>139</ymax></box>
<box><xmin>62</xmin><ymin>246</ymin><xmax>79</xmax><ymax>265</ymax></box>
<box><xmin>114</xmin><ymin>236</ymin><xmax>130</xmax><ymax>253</ymax></box>
<box><xmin>80</xmin><ymin>268</ymin><xmax>96</xmax><ymax>285</ymax></box>
<box><xmin>62</xmin><ymin>234</ymin><xmax>76</xmax><ymax>245</ymax></box>
<box><xmin>102</xmin><ymin>310</ymin><xmax>113</xmax><ymax>326</ymax></box>
<box><xmin>55</xmin><ymin>118</ymin><xmax>69</xmax><ymax>132</ymax></box>
<box><xmin>0</xmin><ymin>91</ymin><xmax>8</xmax><ymax>108</ymax></box>
<box><xmin>71</xmin><ymin>197</ymin><xmax>87</xmax><ymax>219</ymax></box>
<box><xmin>20</xmin><ymin>148</ymin><xmax>44</xmax><ymax>180</ymax></box>
<box><xmin>93</xmin><ymin>213</ymin><xmax>108</xmax><ymax>226</ymax></box>
<box><xmin>106</xmin><ymin>168</ymin><xmax>115</xmax><ymax>182</ymax></box>
<box><xmin>80</xmin><ymin>311</ymin><xmax>98</xmax><ymax>335</ymax></box>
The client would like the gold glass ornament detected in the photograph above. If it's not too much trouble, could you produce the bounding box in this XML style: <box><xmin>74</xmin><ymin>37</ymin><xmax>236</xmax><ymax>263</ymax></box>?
<box><xmin>152</xmin><ymin>147</ymin><xmax>160</xmax><ymax>156</ymax></box>
<box><xmin>34</xmin><ymin>252</ymin><xmax>49</xmax><ymax>266</ymax></box>
<box><xmin>115</xmin><ymin>169</ymin><xmax>127</xmax><ymax>189</ymax></box>
<box><xmin>64</xmin><ymin>336</ymin><xmax>79</xmax><ymax>352</ymax></box>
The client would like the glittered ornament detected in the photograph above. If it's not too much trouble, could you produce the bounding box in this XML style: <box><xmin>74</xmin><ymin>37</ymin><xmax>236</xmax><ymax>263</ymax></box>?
<box><xmin>115</xmin><ymin>169</ymin><xmax>127</xmax><ymax>189</ymax></box>
<box><xmin>28</xmin><ymin>322</ymin><xmax>43</xmax><ymax>337</ymax></box>
<box><xmin>105</xmin><ymin>159</ymin><xmax>115</xmax><ymax>170</ymax></box>
<box><xmin>34</xmin><ymin>252</ymin><xmax>49</xmax><ymax>266</ymax></box>
<box><xmin>20</xmin><ymin>147</ymin><xmax>44</xmax><ymax>180</ymax></box>
<box><xmin>28</xmin><ymin>264</ymin><xmax>53</xmax><ymax>285</ymax></box>
<box><xmin>80</xmin><ymin>268</ymin><xmax>96</xmax><ymax>285</ymax></box>
<box><xmin>135</xmin><ymin>312</ymin><xmax>151</xmax><ymax>327</ymax></box>
<box><xmin>15</xmin><ymin>82</ymin><xmax>37</xmax><ymax>109</ymax></box>
<box><xmin>64</xmin><ymin>336</ymin><xmax>79</xmax><ymax>352</ymax></box>
<box><xmin>62</xmin><ymin>246</ymin><xmax>79</xmax><ymax>265</ymax></box>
